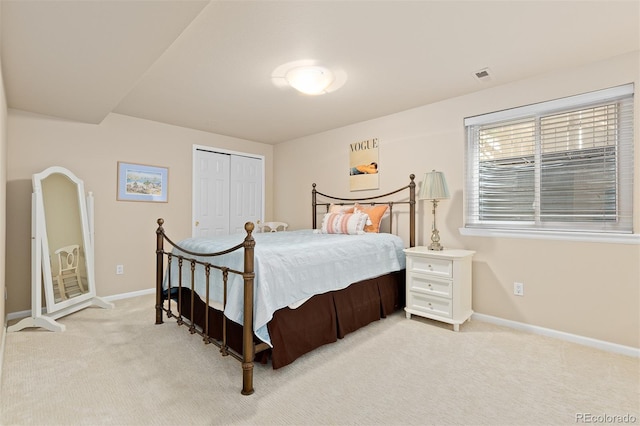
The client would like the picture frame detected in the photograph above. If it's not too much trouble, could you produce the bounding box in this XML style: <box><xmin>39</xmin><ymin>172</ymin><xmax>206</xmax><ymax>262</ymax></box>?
<box><xmin>349</xmin><ymin>137</ymin><xmax>379</xmax><ymax>191</ymax></box>
<box><xmin>117</xmin><ymin>162</ymin><xmax>168</xmax><ymax>203</ymax></box>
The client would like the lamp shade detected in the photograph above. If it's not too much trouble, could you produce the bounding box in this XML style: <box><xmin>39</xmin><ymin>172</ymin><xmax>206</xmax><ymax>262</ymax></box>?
<box><xmin>419</xmin><ymin>170</ymin><xmax>450</xmax><ymax>200</ymax></box>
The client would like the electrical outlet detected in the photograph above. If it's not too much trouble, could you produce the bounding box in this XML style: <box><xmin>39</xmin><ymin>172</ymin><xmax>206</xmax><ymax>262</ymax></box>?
<box><xmin>116</xmin><ymin>264</ymin><xmax>124</xmax><ymax>275</ymax></box>
<box><xmin>514</xmin><ymin>282</ymin><xmax>524</xmax><ymax>296</ymax></box>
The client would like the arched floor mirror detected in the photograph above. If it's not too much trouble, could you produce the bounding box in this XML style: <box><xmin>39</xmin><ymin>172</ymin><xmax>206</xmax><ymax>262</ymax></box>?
<box><xmin>8</xmin><ymin>166</ymin><xmax>113</xmax><ymax>332</ymax></box>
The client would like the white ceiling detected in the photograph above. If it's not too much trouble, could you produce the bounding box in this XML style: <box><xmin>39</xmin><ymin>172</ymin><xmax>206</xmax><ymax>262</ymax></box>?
<box><xmin>2</xmin><ymin>1</ymin><xmax>638</xmax><ymax>145</ymax></box>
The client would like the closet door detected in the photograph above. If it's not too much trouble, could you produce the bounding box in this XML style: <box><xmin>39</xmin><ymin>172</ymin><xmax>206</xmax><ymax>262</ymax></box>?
<box><xmin>193</xmin><ymin>150</ymin><xmax>230</xmax><ymax>237</ymax></box>
<box><xmin>193</xmin><ymin>148</ymin><xmax>264</xmax><ymax>237</ymax></box>
<box><xmin>229</xmin><ymin>155</ymin><xmax>262</xmax><ymax>234</ymax></box>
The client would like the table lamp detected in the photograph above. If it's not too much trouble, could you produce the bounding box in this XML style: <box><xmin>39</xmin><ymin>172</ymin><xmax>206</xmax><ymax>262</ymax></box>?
<box><xmin>419</xmin><ymin>170</ymin><xmax>450</xmax><ymax>250</ymax></box>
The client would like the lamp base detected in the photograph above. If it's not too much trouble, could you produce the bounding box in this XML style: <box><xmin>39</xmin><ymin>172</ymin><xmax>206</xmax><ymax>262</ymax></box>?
<box><xmin>428</xmin><ymin>242</ymin><xmax>444</xmax><ymax>251</ymax></box>
<box><xmin>428</xmin><ymin>222</ymin><xmax>444</xmax><ymax>251</ymax></box>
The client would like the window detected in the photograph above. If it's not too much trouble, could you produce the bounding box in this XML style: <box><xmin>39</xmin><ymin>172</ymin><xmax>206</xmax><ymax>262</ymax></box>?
<box><xmin>464</xmin><ymin>84</ymin><xmax>634</xmax><ymax>236</ymax></box>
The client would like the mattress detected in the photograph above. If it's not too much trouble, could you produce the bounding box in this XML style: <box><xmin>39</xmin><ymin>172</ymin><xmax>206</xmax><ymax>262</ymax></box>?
<box><xmin>165</xmin><ymin>229</ymin><xmax>406</xmax><ymax>346</ymax></box>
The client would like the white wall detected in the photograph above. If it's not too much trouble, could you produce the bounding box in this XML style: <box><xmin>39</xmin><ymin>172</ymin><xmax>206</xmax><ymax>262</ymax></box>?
<box><xmin>274</xmin><ymin>51</ymin><xmax>640</xmax><ymax>348</ymax></box>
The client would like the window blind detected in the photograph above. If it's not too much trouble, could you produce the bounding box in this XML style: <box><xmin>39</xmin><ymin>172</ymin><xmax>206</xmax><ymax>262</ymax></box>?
<box><xmin>464</xmin><ymin>84</ymin><xmax>634</xmax><ymax>234</ymax></box>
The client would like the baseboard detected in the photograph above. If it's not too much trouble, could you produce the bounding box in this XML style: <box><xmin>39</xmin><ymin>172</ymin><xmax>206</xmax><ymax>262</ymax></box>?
<box><xmin>472</xmin><ymin>313</ymin><xmax>639</xmax><ymax>358</ymax></box>
<box><xmin>6</xmin><ymin>309</ymin><xmax>30</xmax><ymax>322</ymax></box>
<box><xmin>6</xmin><ymin>288</ymin><xmax>156</xmax><ymax>321</ymax></box>
<box><xmin>103</xmin><ymin>288</ymin><xmax>155</xmax><ymax>302</ymax></box>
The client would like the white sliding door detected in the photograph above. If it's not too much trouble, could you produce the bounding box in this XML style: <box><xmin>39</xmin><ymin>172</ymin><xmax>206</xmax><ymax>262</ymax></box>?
<box><xmin>193</xmin><ymin>147</ymin><xmax>263</xmax><ymax>237</ymax></box>
<box><xmin>229</xmin><ymin>155</ymin><xmax>262</xmax><ymax>234</ymax></box>
<box><xmin>193</xmin><ymin>150</ymin><xmax>230</xmax><ymax>237</ymax></box>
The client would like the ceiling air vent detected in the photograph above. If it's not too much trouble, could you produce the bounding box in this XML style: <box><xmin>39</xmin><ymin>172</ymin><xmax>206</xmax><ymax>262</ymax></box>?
<box><xmin>473</xmin><ymin>67</ymin><xmax>492</xmax><ymax>82</ymax></box>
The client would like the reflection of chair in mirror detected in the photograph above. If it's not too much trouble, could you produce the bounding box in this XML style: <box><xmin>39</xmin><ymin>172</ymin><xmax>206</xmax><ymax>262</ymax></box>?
<box><xmin>54</xmin><ymin>245</ymin><xmax>85</xmax><ymax>300</ymax></box>
<box><xmin>259</xmin><ymin>221</ymin><xmax>288</xmax><ymax>232</ymax></box>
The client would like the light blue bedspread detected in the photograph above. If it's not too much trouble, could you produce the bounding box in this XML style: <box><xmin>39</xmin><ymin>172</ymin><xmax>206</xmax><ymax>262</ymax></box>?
<box><xmin>165</xmin><ymin>229</ymin><xmax>406</xmax><ymax>347</ymax></box>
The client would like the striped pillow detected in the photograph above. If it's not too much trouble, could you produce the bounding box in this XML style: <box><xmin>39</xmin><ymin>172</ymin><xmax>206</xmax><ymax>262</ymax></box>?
<box><xmin>319</xmin><ymin>212</ymin><xmax>368</xmax><ymax>235</ymax></box>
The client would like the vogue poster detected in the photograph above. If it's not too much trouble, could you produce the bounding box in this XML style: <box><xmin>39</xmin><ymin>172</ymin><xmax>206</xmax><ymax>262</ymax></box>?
<box><xmin>349</xmin><ymin>138</ymin><xmax>379</xmax><ymax>191</ymax></box>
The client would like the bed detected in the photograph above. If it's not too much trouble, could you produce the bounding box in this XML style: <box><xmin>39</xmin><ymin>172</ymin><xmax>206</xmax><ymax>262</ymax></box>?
<box><xmin>155</xmin><ymin>174</ymin><xmax>416</xmax><ymax>395</ymax></box>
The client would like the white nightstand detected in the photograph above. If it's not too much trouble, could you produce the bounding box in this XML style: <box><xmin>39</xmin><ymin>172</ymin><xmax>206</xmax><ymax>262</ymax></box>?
<box><xmin>403</xmin><ymin>247</ymin><xmax>475</xmax><ymax>331</ymax></box>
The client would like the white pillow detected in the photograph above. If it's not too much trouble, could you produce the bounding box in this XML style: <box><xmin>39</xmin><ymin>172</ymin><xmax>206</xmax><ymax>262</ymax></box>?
<box><xmin>317</xmin><ymin>212</ymin><xmax>369</xmax><ymax>235</ymax></box>
<box><xmin>328</xmin><ymin>203</ymin><xmax>355</xmax><ymax>214</ymax></box>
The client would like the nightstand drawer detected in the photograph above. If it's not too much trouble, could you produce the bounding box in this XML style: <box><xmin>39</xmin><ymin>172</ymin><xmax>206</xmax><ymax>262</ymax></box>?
<box><xmin>408</xmin><ymin>274</ymin><xmax>452</xmax><ymax>299</ymax></box>
<box><xmin>409</xmin><ymin>256</ymin><xmax>452</xmax><ymax>278</ymax></box>
<box><xmin>409</xmin><ymin>293</ymin><xmax>452</xmax><ymax>319</ymax></box>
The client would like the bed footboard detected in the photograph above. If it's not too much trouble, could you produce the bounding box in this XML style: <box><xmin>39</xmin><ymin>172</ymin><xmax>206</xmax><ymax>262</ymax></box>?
<box><xmin>155</xmin><ymin>218</ymin><xmax>261</xmax><ymax>395</ymax></box>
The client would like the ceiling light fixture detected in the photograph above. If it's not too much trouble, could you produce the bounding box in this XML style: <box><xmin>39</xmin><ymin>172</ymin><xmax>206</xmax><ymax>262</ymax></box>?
<box><xmin>272</xmin><ymin>60</ymin><xmax>347</xmax><ymax>95</ymax></box>
<box><xmin>284</xmin><ymin>66</ymin><xmax>334</xmax><ymax>95</ymax></box>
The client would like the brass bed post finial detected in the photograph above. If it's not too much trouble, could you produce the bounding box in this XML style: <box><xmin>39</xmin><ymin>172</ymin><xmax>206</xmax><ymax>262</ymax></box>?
<box><xmin>244</xmin><ymin>221</ymin><xmax>255</xmax><ymax>238</ymax></box>
<box><xmin>155</xmin><ymin>218</ymin><xmax>165</xmax><ymax>325</ymax></box>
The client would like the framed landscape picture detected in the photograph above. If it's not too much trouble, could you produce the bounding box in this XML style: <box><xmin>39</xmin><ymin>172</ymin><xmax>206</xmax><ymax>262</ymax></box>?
<box><xmin>117</xmin><ymin>162</ymin><xmax>168</xmax><ymax>202</ymax></box>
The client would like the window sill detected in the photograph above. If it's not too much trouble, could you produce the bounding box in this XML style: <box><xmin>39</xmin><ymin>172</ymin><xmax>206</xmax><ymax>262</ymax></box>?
<box><xmin>459</xmin><ymin>227</ymin><xmax>640</xmax><ymax>245</ymax></box>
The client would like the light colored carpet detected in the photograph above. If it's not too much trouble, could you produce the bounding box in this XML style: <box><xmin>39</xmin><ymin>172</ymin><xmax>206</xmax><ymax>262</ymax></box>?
<box><xmin>1</xmin><ymin>294</ymin><xmax>638</xmax><ymax>426</ymax></box>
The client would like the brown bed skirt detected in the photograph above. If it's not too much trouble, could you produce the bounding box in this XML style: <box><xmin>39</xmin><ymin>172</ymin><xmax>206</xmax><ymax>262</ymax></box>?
<box><xmin>166</xmin><ymin>270</ymin><xmax>405</xmax><ymax>369</ymax></box>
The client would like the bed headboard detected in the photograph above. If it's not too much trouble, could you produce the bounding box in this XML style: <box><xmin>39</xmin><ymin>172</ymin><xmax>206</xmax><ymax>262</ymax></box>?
<box><xmin>311</xmin><ymin>174</ymin><xmax>416</xmax><ymax>247</ymax></box>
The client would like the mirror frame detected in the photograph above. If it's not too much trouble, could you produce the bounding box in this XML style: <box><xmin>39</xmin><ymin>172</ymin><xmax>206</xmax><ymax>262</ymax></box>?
<box><xmin>8</xmin><ymin>166</ymin><xmax>112</xmax><ymax>332</ymax></box>
<box><xmin>35</xmin><ymin>166</ymin><xmax>97</xmax><ymax>312</ymax></box>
